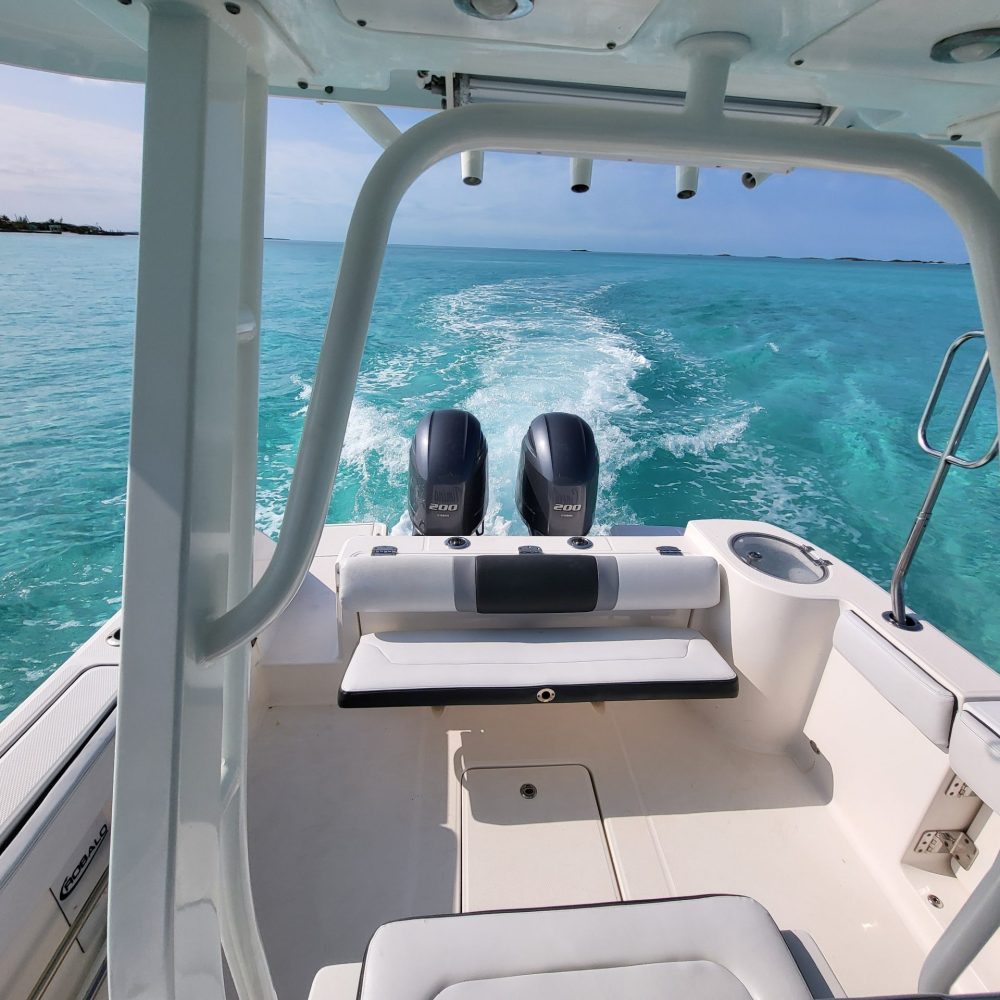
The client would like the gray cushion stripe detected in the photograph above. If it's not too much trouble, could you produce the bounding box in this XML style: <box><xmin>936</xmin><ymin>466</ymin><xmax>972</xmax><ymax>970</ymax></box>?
<box><xmin>454</xmin><ymin>557</ymin><xmax>476</xmax><ymax>612</ymax></box>
<box><xmin>594</xmin><ymin>556</ymin><xmax>620</xmax><ymax>612</ymax></box>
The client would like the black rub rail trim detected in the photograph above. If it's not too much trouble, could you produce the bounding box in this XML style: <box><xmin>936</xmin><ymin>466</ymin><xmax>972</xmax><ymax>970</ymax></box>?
<box><xmin>338</xmin><ymin>676</ymin><xmax>738</xmax><ymax>708</ymax></box>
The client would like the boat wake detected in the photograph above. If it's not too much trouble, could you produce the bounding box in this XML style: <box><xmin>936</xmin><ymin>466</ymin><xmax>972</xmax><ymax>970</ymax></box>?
<box><xmin>660</xmin><ymin>405</ymin><xmax>762</xmax><ymax>458</ymax></box>
<box><xmin>260</xmin><ymin>275</ymin><xmax>660</xmax><ymax>535</ymax></box>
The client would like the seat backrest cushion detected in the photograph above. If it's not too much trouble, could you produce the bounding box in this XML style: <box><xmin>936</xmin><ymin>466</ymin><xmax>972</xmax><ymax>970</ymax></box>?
<box><xmin>357</xmin><ymin>895</ymin><xmax>812</xmax><ymax>1000</ymax></box>
<box><xmin>338</xmin><ymin>552</ymin><xmax>720</xmax><ymax>615</ymax></box>
<box><xmin>951</xmin><ymin>700</ymin><xmax>1000</xmax><ymax>813</ymax></box>
<box><xmin>434</xmin><ymin>960</ymin><xmax>753</xmax><ymax>999</ymax></box>
<box><xmin>833</xmin><ymin>612</ymin><xmax>955</xmax><ymax>750</ymax></box>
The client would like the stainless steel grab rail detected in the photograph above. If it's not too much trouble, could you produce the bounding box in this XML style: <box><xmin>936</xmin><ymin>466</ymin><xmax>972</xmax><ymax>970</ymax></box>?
<box><xmin>917</xmin><ymin>331</ymin><xmax>999</xmax><ymax>469</ymax></box>
<box><xmin>889</xmin><ymin>331</ymin><xmax>998</xmax><ymax>629</ymax></box>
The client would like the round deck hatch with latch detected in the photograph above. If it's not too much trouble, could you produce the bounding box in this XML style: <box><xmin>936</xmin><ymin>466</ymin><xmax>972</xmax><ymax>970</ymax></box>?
<box><xmin>730</xmin><ymin>532</ymin><xmax>829</xmax><ymax>584</ymax></box>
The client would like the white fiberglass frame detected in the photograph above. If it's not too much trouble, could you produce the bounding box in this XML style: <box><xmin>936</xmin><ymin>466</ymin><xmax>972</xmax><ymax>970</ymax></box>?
<box><xmin>109</xmin><ymin>9</ymin><xmax>1000</xmax><ymax>1000</ymax></box>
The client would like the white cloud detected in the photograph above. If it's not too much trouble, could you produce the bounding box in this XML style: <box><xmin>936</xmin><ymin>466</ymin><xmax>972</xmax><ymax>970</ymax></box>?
<box><xmin>267</xmin><ymin>138</ymin><xmax>371</xmax><ymax>207</ymax></box>
<box><xmin>262</xmin><ymin>136</ymin><xmax>374</xmax><ymax>238</ymax></box>
<box><xmin>0</xmin><ymin>102</ymin><xmax>141</xmax><ymax>227</ymax></box>
<box><xmin>0</xmin><ymin>101</ymin><xmax>385</xmax><ymax>239</ymax></box>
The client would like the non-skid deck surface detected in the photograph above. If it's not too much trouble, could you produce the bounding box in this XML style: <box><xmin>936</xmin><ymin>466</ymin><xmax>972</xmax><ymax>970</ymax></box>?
<box><xmin>246</xmin><ymin>699</ymin><xmax>925</xmax><ymax>999</ymax></box>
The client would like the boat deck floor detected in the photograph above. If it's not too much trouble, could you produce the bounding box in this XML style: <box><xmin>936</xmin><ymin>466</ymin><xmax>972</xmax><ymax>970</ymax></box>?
<box><xmin>247</xmin><ymin>698</ymin><xmax>926</xmax><ymax>999</ymax></box>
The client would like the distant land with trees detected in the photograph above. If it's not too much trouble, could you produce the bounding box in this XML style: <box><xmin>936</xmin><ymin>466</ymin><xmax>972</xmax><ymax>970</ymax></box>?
<box><xmin>0</xmin><ymin>214</ymin><xmax>136</xmax><ymax>236</ymax></box>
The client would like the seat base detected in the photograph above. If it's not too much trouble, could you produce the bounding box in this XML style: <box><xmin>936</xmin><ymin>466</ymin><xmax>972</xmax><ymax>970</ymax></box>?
<box><xmin>338</xmin><ymin>626</ymin><xmax>738</xmax><ymax>707</ymax></box>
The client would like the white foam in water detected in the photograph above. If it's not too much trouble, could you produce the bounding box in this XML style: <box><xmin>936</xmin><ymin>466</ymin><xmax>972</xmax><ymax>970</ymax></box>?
<box><xmin>339</xmin><ymin>399</ymin><xmax>411</xmax><ymax>478</ymax></box>
<box><xmin>262</xmin><ymin>277</ymin><xmax>656</xmax><ymax>534</ymax></box>
<box><xmin>257</xmin><ymin>377</ymin><xmax>413</xmax><ymax>535</ymax></box>
<box><xmin>270</xmin><ymin>275</ymin><xmax>660</xmax><ymax>535</ymax></box>
<box><xmin>661</xmin><ymin>405</ymin><xmax>762</xmax><ymax>458</ymax></box>
<box><xmin>390</xmin><ymin>510</ymin><xmax>412</xmax><ymax>536</ymax></box>
<box><xmin>288</xmin><ymin>375</ymin><xmax>413</xmax><ymax>478</ymax></box>
<box><xmin>290</xmin><ymin>373</ymin><xmax>312</xmax><ymax>415</ymax></box>
<box><xmin>435</xmin><ymin>277</ymin><xmax>652</xmax><ymax>533</ymax></box>
<box><xmin>255</xmin><ymin>502</ymin><xmax>285</xmax><ymax>539</ymax></box>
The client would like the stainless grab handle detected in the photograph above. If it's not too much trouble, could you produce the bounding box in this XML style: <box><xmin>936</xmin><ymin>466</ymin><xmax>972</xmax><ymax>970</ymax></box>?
<box><xmin>917</xmin><ymin>331</ymin><xmax>999</xmax><ymax>468</ymax></box>
<box><xmin>889</xmin><ymin>330</ymin><xmax>998</xmax><ymax>629</ymax></box>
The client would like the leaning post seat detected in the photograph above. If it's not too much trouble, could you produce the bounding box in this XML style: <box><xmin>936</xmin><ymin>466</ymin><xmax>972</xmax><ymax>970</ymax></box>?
<box><xmin>335</xmin><ymin>539</ymin><xmax>737</xmax><ymax>707</ymax></box>
<box><xmin>345</xmin><ymin>895</ymin><xmax>830</xmax><ymax>1000</ymax></box>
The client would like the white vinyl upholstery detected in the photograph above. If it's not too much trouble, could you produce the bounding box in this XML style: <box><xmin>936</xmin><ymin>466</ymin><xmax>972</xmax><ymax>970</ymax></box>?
<box><xmin>340</xmin><ymin>555</ymin><xmax>460</xmax><ymax>613</ymax></box>
<box><xmin>338</xmin><ymin>551</ymin><xmax>720</xmax><ymax>613</ymax></box>
<box><xmin>338</xmin><ymin>626</ymin><xmax>738</xmax><ymax>706</ymax></box>
<box><xmin>611</xmin><ymin>553</ymin><xmax>719</xmax><ymax>610</ymax></box>
<box><xmin>950</xmin><ymin>700</ymin><xmax>1000</xmax><ymax>812</ymax></box>
<box><xmin>833</xmin><ymin>612</ymin><xmax>955</xmax><ymax>749</ymax></box>
<box><xmin>436</xmin><ymin>960</ymin><xmax>753</xmax><ymax>999</ymax></box>
<box><xmin>355</xmin><ymin>895</ymin><xmax>815</xmax><ymax>1000</ymax></box>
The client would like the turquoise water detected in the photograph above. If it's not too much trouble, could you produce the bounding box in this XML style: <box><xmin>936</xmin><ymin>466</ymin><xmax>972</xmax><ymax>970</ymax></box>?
<box><xmin>1</xmin><ymin>233</ymin><xmax>997</xmax><ymax>716</ymax></box>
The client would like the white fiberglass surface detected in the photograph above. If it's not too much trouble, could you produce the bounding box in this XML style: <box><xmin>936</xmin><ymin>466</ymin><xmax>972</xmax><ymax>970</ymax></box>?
<box><xmin>4</xmin><ymin>0</ymin><xmax>1000</xmax><ymax>137</ymax></box>
<box><xmin>247</xmin><ymin>698</ymin><xmax>924</xmax><ymax>999</ymax></box>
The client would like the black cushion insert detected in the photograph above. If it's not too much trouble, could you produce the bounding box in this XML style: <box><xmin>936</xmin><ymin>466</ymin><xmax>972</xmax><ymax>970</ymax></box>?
<box><xmin>475</xmin><ymin>554</ymin><xmax>598</xmax><ymax>614</ymax></box>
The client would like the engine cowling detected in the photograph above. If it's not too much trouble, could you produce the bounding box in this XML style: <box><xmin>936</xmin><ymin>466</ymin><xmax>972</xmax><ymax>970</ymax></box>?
<box><xmin>516</xmin><ymin>412</ymin><xmax>599</xmax><ymax>536</ymax></box>
<box><xmin>408</xmin><ymin>409</ymin><xmax>488</xmax><ymax>536</ymax></box>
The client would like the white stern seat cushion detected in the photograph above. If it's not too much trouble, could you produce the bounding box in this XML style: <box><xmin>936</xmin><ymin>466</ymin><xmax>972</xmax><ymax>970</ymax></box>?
<box><xmin>338</xmin><ymin>552</ymin><xmax>720</xmax><ymax>614</ymax></box>
<box><xmin>356</xmin><ymin>895</ymin><xmax>815</xmax><ymax>1000</ymax></box>
<box><xmin>833</xmin><ymin>612</ymin><xmax>955</xmax><ymax>749</ymax></box>
<box><xmin>338</xmin><ymin>626</ymin><xmax>737</xmax><ymax>707</ymax></box>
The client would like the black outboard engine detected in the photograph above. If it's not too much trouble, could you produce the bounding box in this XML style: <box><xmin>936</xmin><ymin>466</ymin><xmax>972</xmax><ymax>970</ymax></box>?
<box><xmin>516</xmin><ymin>412</ymin><xmax>599</xmax><ymax>535</ymax></box>
<box><xmin>408</xmin><ymin>409</ymin><xmax>488</xmax><ymax>536</ymax></box>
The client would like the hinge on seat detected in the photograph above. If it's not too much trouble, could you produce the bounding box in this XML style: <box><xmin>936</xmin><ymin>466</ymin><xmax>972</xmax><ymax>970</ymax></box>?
<box><xmin>915</xmin><ymin>830</ymin><xmax>979</xmax><ymax>870</ymax></box>
<box><xmin>945</xmin><ymin>775</ymin><xmax>977</xmax><ymax>798</ymax></box>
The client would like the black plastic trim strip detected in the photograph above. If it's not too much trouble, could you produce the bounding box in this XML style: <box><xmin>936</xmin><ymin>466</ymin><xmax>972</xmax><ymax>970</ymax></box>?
<box><xmin>339</xmin><ymin>676</ymin><xmax>737</xmax><ymax>708</ymax></box>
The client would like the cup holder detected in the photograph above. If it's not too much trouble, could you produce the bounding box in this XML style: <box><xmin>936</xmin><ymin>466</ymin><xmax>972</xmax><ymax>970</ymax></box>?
<box><xmin>730</xmin><ymin>532</ymin><xmax>830</xmax><ymax>584</ymax></box>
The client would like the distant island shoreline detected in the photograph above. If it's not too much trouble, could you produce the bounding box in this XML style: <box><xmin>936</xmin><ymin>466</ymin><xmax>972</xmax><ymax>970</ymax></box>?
<box><xmin>0</xmin><ymin>223</ymin><xmax>967</xmax><ymax>264</ymax></box>
<box><xmin>1</xmin><ymin>215</ymin><xmax>136</xmax><ymax>236</ymax></box>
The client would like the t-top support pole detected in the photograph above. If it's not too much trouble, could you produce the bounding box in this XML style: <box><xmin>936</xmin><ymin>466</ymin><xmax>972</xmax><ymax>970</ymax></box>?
<box><xmin>109</xmin><ymin>6</ymin><xmax>258</xmax><ymax>999</ymax></box>
<box><xmin>218</xmin><ymin>68</ymin><xmax>278</xmax><ymax>1000</ymax></box>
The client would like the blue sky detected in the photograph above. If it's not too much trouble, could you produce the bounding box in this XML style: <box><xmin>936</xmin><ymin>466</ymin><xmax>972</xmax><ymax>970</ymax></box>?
<box><xmin>0</xmin><ymin>62</ymin><xmax>983</xmax><ymax>261</ymax></box>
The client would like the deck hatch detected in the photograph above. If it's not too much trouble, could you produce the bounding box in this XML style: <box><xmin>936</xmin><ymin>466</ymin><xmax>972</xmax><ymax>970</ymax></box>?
<box><xmin>461</xmin><ymin>764</ymin><xmax>620</xmax><ymax>912</ymax></box>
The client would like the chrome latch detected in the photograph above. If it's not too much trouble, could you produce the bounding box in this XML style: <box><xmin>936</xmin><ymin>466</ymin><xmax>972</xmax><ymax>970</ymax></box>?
<box><xmin>915</xmin><ymin>830</ymin><xmax>979</xmax><ymax>871</ymax></box>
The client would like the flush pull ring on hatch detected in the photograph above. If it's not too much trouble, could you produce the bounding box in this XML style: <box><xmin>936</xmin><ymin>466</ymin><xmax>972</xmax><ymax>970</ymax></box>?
<box><xmin>888</xmin><ymin>331</ymin><xmax>999</xmax><ymax>629</ymax></box>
